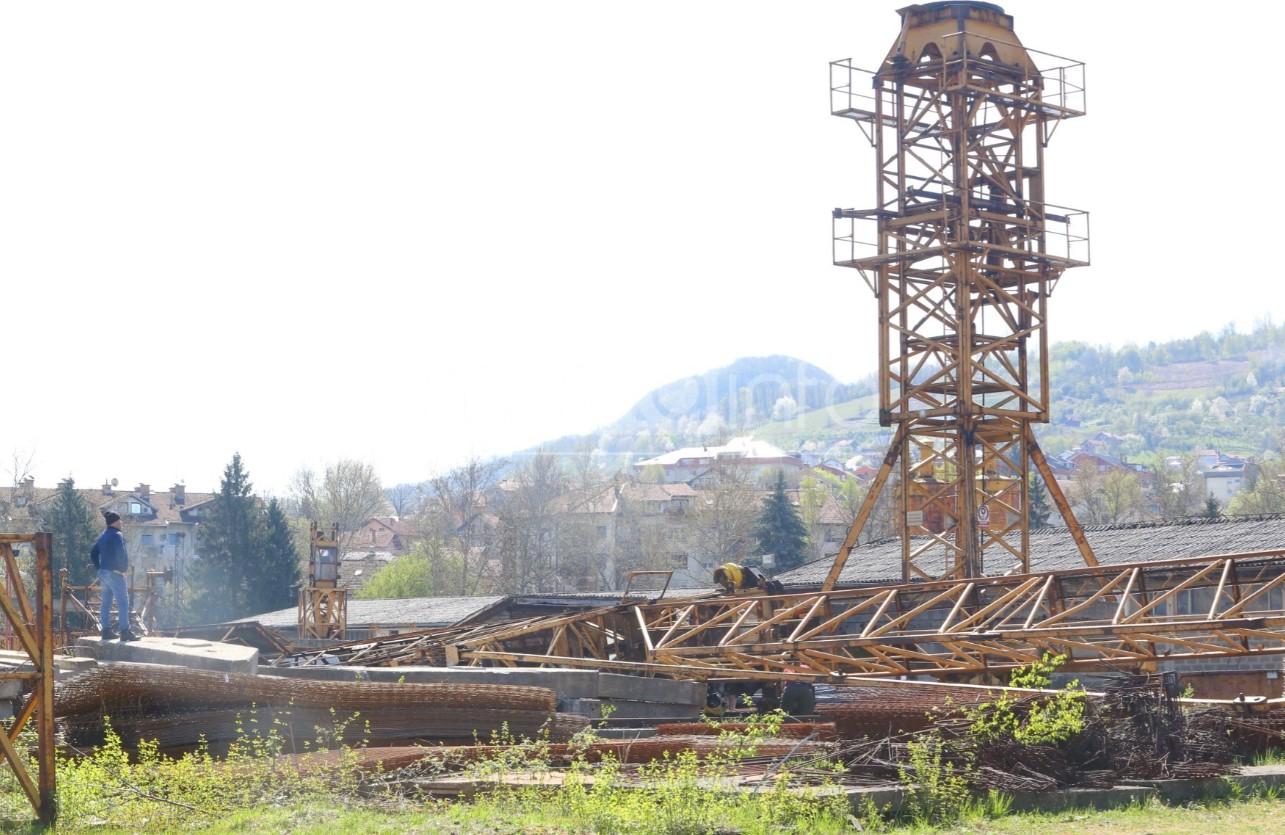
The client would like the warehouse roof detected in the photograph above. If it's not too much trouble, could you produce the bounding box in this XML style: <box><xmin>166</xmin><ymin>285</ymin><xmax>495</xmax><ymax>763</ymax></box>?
<box><xmin>775</xmin><ymin>514</ymin><xmax>1285</xmax><ymax>588</ymax></box>
<box><xmin>238</xmin><ymin>595</ymin><xmax>508</xmax><ymax>630</ymax></box>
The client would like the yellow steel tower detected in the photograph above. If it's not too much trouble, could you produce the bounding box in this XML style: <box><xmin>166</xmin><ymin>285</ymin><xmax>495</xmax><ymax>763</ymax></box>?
<box><xmin>827</xmin><ymin>2</ymin><xmax>1096</xmax><ymax>585</ymax></box>
<box><xmin>298</xmin><ymin>521</ymin><xmax>346</xmax><ymax>640</ymax></box>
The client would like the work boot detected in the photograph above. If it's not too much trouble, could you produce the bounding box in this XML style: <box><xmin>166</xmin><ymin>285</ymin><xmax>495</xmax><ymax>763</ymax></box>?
<box><xmin>100</xmin><ymin>629</ymin><xmax>118</xmax><ymax>641</ymax></box>
<box><xmin>118</xmin><ymin>630</ymin><xmax>140</xmax><ymax>642</ymax></box>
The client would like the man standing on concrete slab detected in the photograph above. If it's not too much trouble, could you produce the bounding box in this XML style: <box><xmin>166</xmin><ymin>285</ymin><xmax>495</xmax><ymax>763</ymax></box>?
<box><xmin>90</xmin><ymin>511</ymin><xmax>138</xmax><ymax>642</ymax></box>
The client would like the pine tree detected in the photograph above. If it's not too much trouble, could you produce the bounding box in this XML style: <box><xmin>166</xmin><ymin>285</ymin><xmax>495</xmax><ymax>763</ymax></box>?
<box><xmin>754</xmin><ymin>471</ymin><xmax>809</xmax><ymax>571</ymax></box>
<box><xmin>39</xmin><ymin>478</ymin><xmax>97</xmax><ymax>593</ymax></box>
<box><xmin>1204</xmin><ymin>494</ymin><xmax>1221</xmax><ymax>519</ymax></box>
<box><xmin>1029</xmin><ymin>472</ymin><xmax>1053</xmax><ymax>529</ymax></box>
<box><xmin>250</xmin><ymin>499</ymin><xmax>302</xmax><ymax>616</ymax></box>
<box><xmin>189</xmin><ymin>453</ymin><xmax>262</xmax><ymax>623</ymax></box>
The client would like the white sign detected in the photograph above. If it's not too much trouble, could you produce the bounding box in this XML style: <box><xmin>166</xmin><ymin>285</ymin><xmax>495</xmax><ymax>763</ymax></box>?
<box><xmin>906</xmin><ymin>510</ymin><xmax>924</xmax><ymax>527</ymax></box>
<box><xmin>977</xmin><ymin>506</ymin><xmax>991</xmax><ymax>527</ymax></box>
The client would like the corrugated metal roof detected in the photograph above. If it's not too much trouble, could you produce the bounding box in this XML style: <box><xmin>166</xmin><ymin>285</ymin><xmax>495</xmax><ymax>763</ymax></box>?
<box><xmin>239</xmin><ymin>595</ymin><xmax>507</xmax><ymax>629</ymax></box>
<box><xmin>776</xmin><ymin>514</ymin><xmax>1285</xmax><ymax>588</ymax></box>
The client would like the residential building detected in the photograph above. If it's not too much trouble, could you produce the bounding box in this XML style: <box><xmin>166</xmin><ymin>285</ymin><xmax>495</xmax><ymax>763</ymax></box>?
<box><xmin>634</xmin><ymin>437</ymin><xmax>809</xmax><ymax>487</ymax></box>
<box><xmin>1204</xmin><ymin>466</ymin><xmax>1248</xmax><ymax>505</ymax></box>
<box><xmin>0</xmin><ymin>479</ymin><xmax>213</xmax><ymax>579</ymax></box>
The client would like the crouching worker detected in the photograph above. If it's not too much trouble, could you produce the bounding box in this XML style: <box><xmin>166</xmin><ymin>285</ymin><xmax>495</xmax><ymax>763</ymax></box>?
<box><xmin>90</xmin><ymin>511</ymin><xmax>138</xmax><ymax>642</ymax></box>
<box><xmin>713</xmin><ymin>562</ymin><xmax>785</xmax><ymax>596</ymax></box>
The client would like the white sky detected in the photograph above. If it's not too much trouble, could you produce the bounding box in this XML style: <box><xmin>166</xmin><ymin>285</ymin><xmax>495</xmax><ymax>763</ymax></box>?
<box><xmin>3</xmin><ymin>1</ymin><xmax>1282</xmax><ymax>494</ymax></box>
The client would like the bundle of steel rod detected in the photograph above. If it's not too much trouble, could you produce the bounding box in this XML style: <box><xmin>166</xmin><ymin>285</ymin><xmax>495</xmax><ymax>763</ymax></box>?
<box><xmin>816</xmin><ymin>682</ymin><xmax>1004</xmax><ymax>739</ymax></box>
<box><xmin>52</xmin><ymin>662</ymin><xmax>579</xmax><ymax>756</ymax></box>
<box><xmin>653</xmin><ymin>721</ymin><xmax>836</xmax><ymax>740</ymax></box>
<box><xmin>53</xmin><ymin>662</ymin><xmax>557</xmax><ymax>717</ymax></box>
<box><xmin>63</xmin><ymin>705</ymin><xmax>589</xmax><ymax>752</ymax></box>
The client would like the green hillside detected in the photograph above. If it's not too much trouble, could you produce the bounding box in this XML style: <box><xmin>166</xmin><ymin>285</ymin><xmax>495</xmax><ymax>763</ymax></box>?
<box><xmin>512</xmin><ymin>322</ymin><xmax>1285</xmax><ymax>474</ymax></box>
<box><xmin>758</xmin><ymin>322</ymin><xmax>1285</xmax><ymax>465</ymax></box>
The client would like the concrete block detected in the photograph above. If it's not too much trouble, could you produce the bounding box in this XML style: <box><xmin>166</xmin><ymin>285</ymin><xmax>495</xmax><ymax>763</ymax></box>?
<box><xmin>76</xmin><ymin>636</ymin><xmax>258</xmax><ymax>675</ymax></box>
<box><xmin>261</xmin><ymin>665</ymin><xmax>602</xmax><ymax>699</ymax></box>
<box><xmin>601</xmin><ymin>699</ymin><xmax>702</xmax><ymax>721</ymax></box>
<box><xmin>0</xmin><ymin>650</ymin><xmax>96</xmax><ymax>675</ymax></box>
<box><xmin>598</xmin><ymin>673</ymin><xmax>705</xmax><ymax>706</ymax></box>
<box><xmin>560</xmin><ymin>698</ymin><xmax>604</xmax><ymax>718</ymax></box>
<box><xmin>594</xmin><ymin>727</ymin><xmax>658</xmax><ymax>740</ymax></box>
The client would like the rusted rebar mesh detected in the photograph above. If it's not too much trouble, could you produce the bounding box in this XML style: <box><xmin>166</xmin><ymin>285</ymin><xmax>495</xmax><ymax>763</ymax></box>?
<box><xmin>53</xmin><ymin>662</ymin><xmax>557</xmax><ymax>717</ymax></box>
<box><xmin>62</xmin><ymin>705</ymin><xmax>589</xmax><ymax>751</ymax></box>
<box><xmin>653</xmin><ymin>722</ymin><xmax>836</xmax><ymax>740</ymax></box>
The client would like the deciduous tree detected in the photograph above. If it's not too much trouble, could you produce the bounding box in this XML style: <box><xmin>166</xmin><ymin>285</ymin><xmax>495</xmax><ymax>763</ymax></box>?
<box><xmin>690</xmin><ymin>463</ymin><xmax>760</xmax><ymax>570</ymax></box>
<box><xmin>290</xmin><ymin>459</ymin><xmax>389</xmax><ymax>549</ymax></box>
<box><xmin>420</xmin><ymin>457</ymin><xmax>504</xmax><ymax>596</ymax></box>
<box><xmin>1228</xmin><ymin>463</ymin><xmax>1285</xmax><ymax>516</ymax></box>
<box><xmin>357</xmin><ymin>542</ymin><xmax>446</xmax><ymax>599</ymax></box>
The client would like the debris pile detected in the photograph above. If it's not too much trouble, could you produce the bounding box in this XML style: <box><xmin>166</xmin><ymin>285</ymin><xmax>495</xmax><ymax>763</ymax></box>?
<box><xmin>837</xmin><ymin>674</ymin><xmax>1238</xmax><ymax>793</ymax></box>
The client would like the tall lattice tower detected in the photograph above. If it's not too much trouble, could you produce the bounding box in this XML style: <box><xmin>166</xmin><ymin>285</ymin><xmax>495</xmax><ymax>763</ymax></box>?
<box><xmin>827</xmin><ymin>2</ymin><xmax>1095</xmax><ymax>584</ymax></box>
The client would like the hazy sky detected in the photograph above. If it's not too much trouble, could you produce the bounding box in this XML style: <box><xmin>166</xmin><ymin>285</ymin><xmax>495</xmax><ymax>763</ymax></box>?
<box><xmin>3</xmin><ymin>1</ymin><xmax>1282</xmax><ymax>494</ymax></box>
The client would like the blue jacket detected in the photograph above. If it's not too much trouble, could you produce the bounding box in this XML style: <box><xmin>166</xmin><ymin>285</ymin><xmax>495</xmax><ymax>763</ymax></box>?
<box><xmin>90</xmin><ymin>528</ymin><xmax>128</xmax><ymax>573</ymax></box>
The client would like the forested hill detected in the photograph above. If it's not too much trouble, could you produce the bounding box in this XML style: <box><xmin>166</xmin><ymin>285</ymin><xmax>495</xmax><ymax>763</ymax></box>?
<box><xmin>522</xmin><ymin>322</ymin><xmax>1285</xmax><ymax>468</ymax></box>
<box><xmin>1040</xmin><ymin>322</ymin><xmax>1285</xmax><ymax>461</ymax></box>
<box><xmin>536</xmin><ymin>355</ymin><xmax>870</xmax><ymax>458</ymax></box>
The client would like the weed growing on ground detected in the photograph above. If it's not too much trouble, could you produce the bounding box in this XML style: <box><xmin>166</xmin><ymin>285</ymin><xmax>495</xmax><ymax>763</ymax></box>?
<box><xmin>449</xmin><ymin>706</ymin><xmax>851</xmax><ymax>835</ymax></box>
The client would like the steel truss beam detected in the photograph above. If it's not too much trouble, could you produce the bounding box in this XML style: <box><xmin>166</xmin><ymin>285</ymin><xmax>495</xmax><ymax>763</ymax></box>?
<box><xmin>0</xmin><ymin>534</ymin><xmax>56</xmax><ymax>822</ymax></box>
<box><xmin>444</xmin><ymin>549</ymin><xmax>1285</xmax><ymax>685</ymax></box>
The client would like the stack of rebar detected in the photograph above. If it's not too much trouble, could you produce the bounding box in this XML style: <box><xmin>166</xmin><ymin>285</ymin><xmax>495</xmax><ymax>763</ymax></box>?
<box><xmin>55</xmin><ymin>662</ymin><xmax>586</xmax><ymax>753</ymax></box>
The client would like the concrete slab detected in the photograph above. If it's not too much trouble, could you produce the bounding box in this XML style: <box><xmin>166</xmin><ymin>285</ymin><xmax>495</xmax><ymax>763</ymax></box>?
<box><xmin>599</xmin><ymin>673</ymin><xmax>705</xmax><ymax>706</ymax></box>
<box><xmin>261</xmin><ymin>665</ymin><xmax>603</xmax><ymax>699</ymax></box>
<box><xmin>601</xmin><ymin>699</ymin><xmax>702</xmax><ymax>721</ymax></box>
<box><xmin>0</xmin><ymin>649</ymin><xmax>96</xmax><ymax>675</ymax></box>
<box><xmin>76</xmin><ymin>636</ymin><xmax>258</xmax><ymax>674</ymax></box>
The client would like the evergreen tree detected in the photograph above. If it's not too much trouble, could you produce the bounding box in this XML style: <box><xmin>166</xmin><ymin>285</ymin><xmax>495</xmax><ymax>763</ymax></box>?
<box><xmin>188</xmin><ymin>454</ymin><xmax>262</xmax><ymax>623</ymax></box>
<box><xmin>754</xmin><ymin>471</ymin><xmax>809</xmax><ymax>571</ymax></box>
<box><xmin>1029</xmin><ymin>472</ymin><xmax>1053</xmax><ymax>529</ymax></box>
<box><xmin>249</xmin><ymin>499</ymin><xmax>302</xmax><ymax>615</ymax></box>
<box><xmin>39</xmin><ymin>478</ymin><xmax>97</xmax><ymax>593</ymax></box>
<box><xmin>1204</xmin><ymin>494</ymin><xmax>1221</xmax><ymax>519</ymax></box>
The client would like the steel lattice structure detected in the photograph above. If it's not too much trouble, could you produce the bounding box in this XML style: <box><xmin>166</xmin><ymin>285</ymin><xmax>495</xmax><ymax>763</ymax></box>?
<box><xmin>830</xmin><ymin>2</ymin><xmax>1091</xmax><ymax>582</ymax></box>
<box><xmin>444</xmin><ymin>549</ymin><xmax>1285</xmax><ymax>683</ymax></box>
<box><xmin>0</xmin><ymin>534</ymin><xmax>57</xmax><ymax>822</ymax></box>
<box><xmin>389</xmin><ymin>5</ymin><xmax>1285</xmax><ymax>694</ymax></box>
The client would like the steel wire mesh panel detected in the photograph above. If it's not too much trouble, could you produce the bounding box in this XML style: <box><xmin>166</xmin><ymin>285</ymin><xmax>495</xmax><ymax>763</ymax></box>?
<box><xmin>53</xmin><ymin>662</ymin><xmax>558</xmax><ymax>717</ymax></box>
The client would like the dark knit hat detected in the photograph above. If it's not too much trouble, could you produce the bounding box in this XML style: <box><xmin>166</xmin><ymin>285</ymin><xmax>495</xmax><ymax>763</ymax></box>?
<box><xmin>103</xmin><ymin>511</ymin><xmax>121</xmax><ymax>526</ymax></box>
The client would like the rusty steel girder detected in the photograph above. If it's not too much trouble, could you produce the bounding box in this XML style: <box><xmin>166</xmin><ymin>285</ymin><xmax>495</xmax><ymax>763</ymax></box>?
<box><xmin>0</xmin><ymin>534</ymin><xmax>57</xmax><ymax>822</ymax></box>
<box><xmin>447</xmin><ymin>549</ymin><xmax>1285</xmax><ymax>684</ymax></box>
